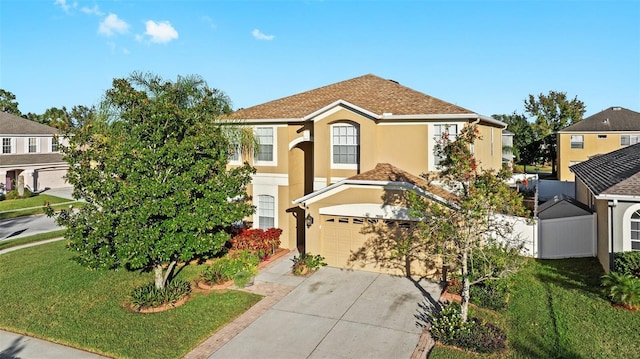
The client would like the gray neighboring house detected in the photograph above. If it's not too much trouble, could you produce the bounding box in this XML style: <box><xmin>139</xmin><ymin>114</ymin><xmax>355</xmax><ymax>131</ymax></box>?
<box><xmin>0</xmin><ymin>112</ymin><xmax>68</xmax><ymax>192</ymax></box>
<box><xmin>570</xmin><ymin>143</ymin><xmax>640</xmax><ymax>272</ymax></box>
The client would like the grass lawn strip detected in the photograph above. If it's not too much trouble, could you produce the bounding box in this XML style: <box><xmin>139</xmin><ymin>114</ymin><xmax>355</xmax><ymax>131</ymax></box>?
<box><xmin>0</xmin><ymin>241</ymin><xmax>262</xmax><ymax>359</ymax></box>
<box><xmin>429</xmin><ymin>258</ymin><xmax>640</xmax><ymax>358</ymax></box>
<box><xmin>0</xmin><ymin>230</ymin><xmax>66</xmax><ymax>251</ymax></box>
<box><xmin>0</xmin><ymin>194</ymin><xmax>84</xmax><ymax>220</ymax></box>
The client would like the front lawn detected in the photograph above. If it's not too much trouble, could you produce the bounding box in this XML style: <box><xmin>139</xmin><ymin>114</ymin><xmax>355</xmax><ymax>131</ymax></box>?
<box><xmin>0</xmin><ymin>241</ymin><xmax>262</xmax><ymax>359</ymax></box>
<box><xmin>0</xmin><ymin>194</ymin><xmax>83</xmax><ymax>219</ymax></box>
<box><xmin>0</xmin><ymin>229</ymin><xmax>66</xmax><ymax>251</ymax></box>
<box><xmin>429</xmin><ymin>258</ymin><xmax>640</xmax><ymax>358</ymax></box>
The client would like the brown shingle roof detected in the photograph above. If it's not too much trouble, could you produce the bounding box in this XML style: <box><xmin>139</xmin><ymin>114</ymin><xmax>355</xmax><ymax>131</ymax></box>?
<box><xmin>231</xmin><ymin>74</ymin><xmax>474</xmax><ymax>119</ymax></box>
<box><xmin>0</xmin><ymin>112</ymin><xmax>59</xmax><ymax>135</ymax></box>
<box><xmin>0</xmin><ymin>153</ymin><xmax>65</xmax><ymax>167</ymax></box>
<box><xmin>349</xmin><ymin>163</ymin><xmax>457</xmax><ymax>202</ymax></box>
<box><xmin>560</xmin><ymin>106</ymin><xmax>640</xmax><ymax>132</ymax></box>
<box><xmin>570</xmin><ymin>143</ymin><xmax>640</xmax><ymax>197</ymax></box>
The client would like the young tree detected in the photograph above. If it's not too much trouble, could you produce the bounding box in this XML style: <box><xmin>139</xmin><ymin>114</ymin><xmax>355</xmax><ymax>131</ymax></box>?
<box><xmin>51</xmin><ymin>72</ymin><xmax>255</xmax><ymax>289</ymax></box>
<box><xmin>524</xmin><ymin>91</ymin><xmax>586</xmax><ymax>175</ymax></box>
<box><xmin>410</xmin><ymin>125</ymin><xmax>527</xmax><ymax>322</ymax></box>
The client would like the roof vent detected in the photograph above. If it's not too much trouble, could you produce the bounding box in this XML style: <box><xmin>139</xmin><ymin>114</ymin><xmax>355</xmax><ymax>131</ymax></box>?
<box><xmin>613</xmin><ymin>106</ymin><xmax>622</xmax><ymax>111</ymax></box>
<box><xmin>603</xmin><ymin>118</ymin><xmax>609</xmax><ymax>124</ymax></box>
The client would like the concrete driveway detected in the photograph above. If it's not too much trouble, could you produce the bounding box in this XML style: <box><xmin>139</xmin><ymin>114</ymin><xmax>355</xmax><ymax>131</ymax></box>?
<box><xmin>209</xmin><ymin>254</ymin><xmax>441</xmax><ymax>359</ymax></box>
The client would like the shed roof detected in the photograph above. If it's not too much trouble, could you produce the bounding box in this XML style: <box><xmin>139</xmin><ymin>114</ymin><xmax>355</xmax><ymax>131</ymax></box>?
<box><xmin>537</xmin><ymin>194</ymin><xmax>592</xmax><ymax>219</ymax></box>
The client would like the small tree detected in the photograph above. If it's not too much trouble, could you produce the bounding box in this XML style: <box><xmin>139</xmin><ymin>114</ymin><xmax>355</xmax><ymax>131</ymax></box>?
<box><xmin>51</xmin><ymin>72</ymin><xmax>255</xmax><ymax>289</ymax></box>
<box><xmin>410</xmin><ymin>125</ymin><xmax>527</xmax><ymax>322</ymax></box>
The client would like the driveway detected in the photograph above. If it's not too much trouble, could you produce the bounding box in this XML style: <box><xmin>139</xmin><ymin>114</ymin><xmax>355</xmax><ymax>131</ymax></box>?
<box><xmin>209</xmin><ymin>253</ymin><xmax>441</xmax><ymax>359</ymax></box>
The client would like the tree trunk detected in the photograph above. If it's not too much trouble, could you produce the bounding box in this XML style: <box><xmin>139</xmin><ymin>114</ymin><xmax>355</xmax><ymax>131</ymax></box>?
<box><xmin>460</xmin><ymin>250</ymin><xmax>470</xmax><ymax>323</ymax></box>
<box><xmin>154</xmin><ymin>264</ymin><xmax>164</xmax><ymax>289</ymax></box>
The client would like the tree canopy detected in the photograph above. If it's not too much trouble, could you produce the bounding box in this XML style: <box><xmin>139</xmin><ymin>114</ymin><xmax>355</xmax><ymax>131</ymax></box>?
<box><xmin>51</xmin><ymin>73</ymin><xmax>255</xmax><ymax>289</ymax></box>
<box><xmin>0</xmin><ymin>89</ymin><xmax>21</xmax><ymax>115</ymax></box>
<box><xmin>409</xmin><ymin>125</ymin><xmax>527</xmax><ymax>322</ymax></box>
<box><xmin>524</xmin><ymin>91</ymin><xmax>586</xmax><ymax>175</ymax></box>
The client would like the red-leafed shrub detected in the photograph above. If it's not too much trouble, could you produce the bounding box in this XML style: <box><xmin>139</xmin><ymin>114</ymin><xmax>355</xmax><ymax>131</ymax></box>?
<box><xmin>229</xmin><ymin>228</ymin><xmax>282</xmax><ymax>260</ymax></box>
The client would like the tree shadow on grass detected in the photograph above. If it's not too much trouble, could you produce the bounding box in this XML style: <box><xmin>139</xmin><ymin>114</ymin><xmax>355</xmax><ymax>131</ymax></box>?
<box><xmin>534</xmin><ymin>257</ymin><xmax>606</xmax><ymax>298</ymax></box>
<box><xmin>0</xmin><ymin>336</ymin><xmax>25</xmax><ymax>359</ymax></box>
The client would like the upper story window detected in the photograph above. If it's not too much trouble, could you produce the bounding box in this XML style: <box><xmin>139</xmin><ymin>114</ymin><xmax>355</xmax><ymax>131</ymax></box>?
<box><xmin>631</xmin><ymin>210</ymin><xmax>640</xmax><ymax>251</ymax></box>
<box><xmin>621</xmin><ymin>135</ymin><xmax>640</xmax><ymax>146</ymax></box>
<box><xmin>51</xmin><ymin>136</ymin><xmax>59</xmax><ymax>152</ymax></box>
<box><xmin>255</xmin><ymin>127</ymin><xmax>275</xmax><ymax>164</ymax></box>
<box><xmin>2</xmin><ymin>138</ymin><xmax>12</xmax><ymax>154</ymax></box>
<box><xmin>257</xmin><ymin>195</ymin><xmax>275</xmax><ymax>229</ymax></box>
<box><xmin>331</xmin><ymin>123</ymin><xmax>359</xmax><ymax>169</ymax></box>
<box><xmin>434</xmin><ymin>124</ymin><xmax>458</xmax><ymax>166</ymax></box>
<box><xmin>27</xmin><ymin>137</ymin><xmax>38</xmax><ymax>153</ymax></box>
<box><xmin>570</xmin><ymin>135</ymin><xmax>584</xmax><ymax>149</ymax></box>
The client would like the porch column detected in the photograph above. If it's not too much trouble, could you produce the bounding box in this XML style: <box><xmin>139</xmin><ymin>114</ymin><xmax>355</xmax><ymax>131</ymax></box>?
<box><xmin>0</xmin><ymin>170</ymin><xmax>6</xmax><ymax>192</ymax></box>
<box><xmin>22</xmin><ymin>170</ymin><xmax>35</xmax><ymax>191</ymax></box>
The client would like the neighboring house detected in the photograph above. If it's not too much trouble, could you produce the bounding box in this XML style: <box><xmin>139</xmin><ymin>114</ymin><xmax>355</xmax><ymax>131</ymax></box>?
<box><xmin>570</xmin><ymin>143</ymin><xmax>640</xmax><ymax>272</ymax></box>
<box><xmin>502</xmin><ymin>130</ymin><xmax>515</xmax><ymax>166</ymax></box>
<box><xmin>0</xmin><ymin>112</ymin><xmax>68</xmax><ymax>192</ymax></box>
<box><xmin>557</xmin><ymin>106</ymin><xmax>640</xmax><ymax>181</ymax></box>
<box><xmin>229</xmin><ymin>74</ymin><xmax>507</xmax><ymax>273</ymax></box>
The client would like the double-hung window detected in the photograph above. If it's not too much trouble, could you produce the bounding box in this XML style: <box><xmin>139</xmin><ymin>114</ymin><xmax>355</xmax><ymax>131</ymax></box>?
<box><xmin>2</xmin><ymin>138</ymin><xmax>12</xmax><ymax>154</ymax></box>
<box><xmin>257</xmin><ymin>195</ymin><xmax>275</xmax><ymax>229</ymax></box>
<box><xmin>27</xmin><ymin>137</ymin><xmax>38</xmax><ymax>153</ymax></box>
<box><xmin>331</xmin><ymin>124</ymin><xmax>358</xmax><ymax>168</ymax></box>
<box><xmin>631</xmin><ymin>211</ymin><xmax>640</xmax><ymax>251</ymax></box>
<box><xmin>570</xmin><ymin>135</ymin><xmax>584</xmax><ymax>149</ymax></box>
<box><xmin>621</xmin><ymin>135</ymin><xmax>640</xmax><ymax>146</ymax></box>
<box><xmin>51</xmin><ymin>136</ymin><xmax>59</xmax><ymax>152</ymax></box>
<box><xmin>255</xmin><ymin>127</ymin><xmax>274</xmax><ymax>163</ymax></box>
<box><xmin>434</xmin><ymin>124</ymin><xmax>458</xmax><ymax>166</ymax></box>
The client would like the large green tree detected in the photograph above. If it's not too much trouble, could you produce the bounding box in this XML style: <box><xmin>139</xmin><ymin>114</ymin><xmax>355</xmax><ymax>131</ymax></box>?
<box><xmin>493</xmin><ymin>112</ymin><xmax>538</xmax><ymax>171</ymax></box>
<box><xmin>410</xmin><ymin>125</ymin><xmax>527</xmax><ymax>322</ymax></box>
<box><xmin>524</xmin><ymin>91</ymin><xmax>586</xmax><ymax>176</ymax></box>
<box><xmin>0</xmin><ymin>89</ymin><xmax>21</xmax><ymax>115</ymax></box>
<box><xmin>51</xmin><ymin>73</ymin><xmax>255</xmax><ymax>289</ymax></box>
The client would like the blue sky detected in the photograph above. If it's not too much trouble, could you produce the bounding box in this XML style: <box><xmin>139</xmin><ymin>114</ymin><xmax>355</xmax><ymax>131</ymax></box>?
<box><xmin>1</xmin><ymin>0</ymin><xmax>638</xmax><ymax>118</ymax></box>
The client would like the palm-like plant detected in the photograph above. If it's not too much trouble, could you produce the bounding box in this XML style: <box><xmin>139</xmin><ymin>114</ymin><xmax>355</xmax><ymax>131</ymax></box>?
<box><xmin>601</xmin><ymin>272</ymin><xmax>640</xmax><ymax>309</ymax></box>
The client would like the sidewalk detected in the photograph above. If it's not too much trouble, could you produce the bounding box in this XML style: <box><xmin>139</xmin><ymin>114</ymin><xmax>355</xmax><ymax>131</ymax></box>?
<box><xmin>0</xmin><ymin>330</ymin><xmax>109</xmax><ymax>359</ymax></box>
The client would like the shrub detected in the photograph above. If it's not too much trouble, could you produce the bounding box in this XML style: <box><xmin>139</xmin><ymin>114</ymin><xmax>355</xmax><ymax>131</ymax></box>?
<box><xmin>446</xmin><ymin>278</ymin><xmax>462</xmax><ymax>295</ymax></box>
<box><xmin>229</xmin><ymin>228</ymin><xmax>282</xmax><ymax>260</ymax></box>
<box><xmin>233</xmin><ymin>269</ymin><xmax>254</xmax><ymax>287</ymax></box>
<box><xmin>470</xmin><ymin>279</ymin><xmax>509</xmax><ymax>310</ymax></box>
<box><xmin>5</xmin><ymin>188</ymin><xmax>33</xmax><ymax>200</ymax></box>
<box><xmin>429</xmin><ymin>302</ymin><xmax>472</xmax><ymax>344</ymax></box>
<box><xmin>457</xmin><ymin>319</ymin><xmax>507</xmax><ymax>353</ymax></box>
<box><xmin>291</xmin><ymin>253</ymin><xmax>327</xmax><ymax>275</ymax></box>
<box><xmin>613</xmin><ymin>252</ymin><xmax>640</xmax><ymax>278</ymax></box>
<box><xmin>130</xmin><ymin>279</ymin><xmax>192</xmax><ymax>310</ymax></box>
<box><xmin>200</xmin><ymin>259</ymin><xmax>230</xmax><ymax>285</ymax></box>
<box><xmin>602</xmin><ymin>272</ymin><xmax>640</xmax><ymax>309</ymax></box>
<box><xmin>227</xmin><ymin>250</ymin><xmax>259</xmax><ymax>286</ymax></box>
<box><xmin>430</xmin><ymin>302</ymin><xmax>506</xmax><ymax>354</ymax></box>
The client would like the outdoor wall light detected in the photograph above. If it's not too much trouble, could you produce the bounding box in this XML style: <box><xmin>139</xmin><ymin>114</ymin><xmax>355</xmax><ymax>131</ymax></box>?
<box><xmin>305</xmin><ymin>213</ymin><xmax>314</xmax><ymax>228</ymax></box>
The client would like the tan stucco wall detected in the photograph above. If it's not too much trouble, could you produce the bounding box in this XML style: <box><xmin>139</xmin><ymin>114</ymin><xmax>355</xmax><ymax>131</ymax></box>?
<box><xmin>558</xmin><ymin>132</ymin><xmax>640</xmax><ymax>181</ymax></box>
<box><xmin>475</xmin><ymin>125</ymin><xmax>504</xmax><ymax>171</ymax></box>
<box><xmin>595</xmin><ymin>199</ymin><xmax>610</xmax><ymax>272</ymax></box>
<box><xmin>375</xmin><ymin>124</ymin><xmax>428</xmax><ymax>174</ymax></box>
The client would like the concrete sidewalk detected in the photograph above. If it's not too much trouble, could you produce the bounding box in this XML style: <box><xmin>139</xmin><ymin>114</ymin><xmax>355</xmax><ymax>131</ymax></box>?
<box><xmin>0</xmin><ymin>330</ymin><xmax>109</xmax><ymax>359</ymax></box>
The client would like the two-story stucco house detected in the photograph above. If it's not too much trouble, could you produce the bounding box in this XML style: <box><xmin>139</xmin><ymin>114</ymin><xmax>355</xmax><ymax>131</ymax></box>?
<box><xmin>0</xmin><ymin>112</ymin><xmax>68</xmax><ymax>192</ymax></box>
<box><xmin>557</xmin><ymin>106</ymin><xmax>640</xmax><ymax>181</ymax></box>
<box><xmin>229</xmin><ymin>74</ymin><xmax>506</xmax><ymax>273</ymax></box>
<box><xmin>571</xmin><ymin>143</ymin><xmax>640</xmax><ymax>272</ymax></box>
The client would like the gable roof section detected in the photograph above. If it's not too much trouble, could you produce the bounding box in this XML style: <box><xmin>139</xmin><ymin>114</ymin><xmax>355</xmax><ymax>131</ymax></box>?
<box><xmin>0</xmin><ymin>112</ymin><xmax>58</xmax><ymax>135</ymax></box>
<box><xmin>231</xmin><ymin>74</ymin><xmax>477</xmax><ymax>120</ymax></box>
<box><xmin>570</xmin><ymin>143</ymin><xmax>640</xmax><ymax>198</ymax></box>
<box><xmin>0</xmin><ymin>153</ymin><xmax>65</xmax><ymax>167</ymax></box>
<box><xmin>293</xmin><ymin>163</ymin><xmax>457</xmax><ymax>205</ymax></box>
<box><xmin>559</xmin><ymin>106</ymin><xmax>640</xmax><ymax>133</ymax></box>
<box><xmin>537</xmin><ymin>194</ymin><xmax>592</xmax><ymax>219</ymax></box>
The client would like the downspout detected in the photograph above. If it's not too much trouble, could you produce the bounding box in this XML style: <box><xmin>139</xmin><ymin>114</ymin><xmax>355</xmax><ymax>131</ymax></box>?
<box><xmin>608</xmin><ymin>199</ymin><xmax>618</xmax><ymax>272</ymax></box>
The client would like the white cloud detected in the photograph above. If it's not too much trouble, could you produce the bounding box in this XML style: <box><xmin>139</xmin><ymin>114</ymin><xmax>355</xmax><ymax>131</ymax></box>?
<box><xmin>54</xmin><ymin>0</ymin><xmax>77</xmax><ymax>13</ymax></box>
<box><xmin>143</xmin><ymin>20</ymin><xmax>179</xmax><ymax>43</ymax></box>
<box><xmin>81</xmin><ymin>4</ymin><xmax>103</xmax><ymax>16</ymax></box>
<box><xmin>99</xmin><ymin>13</ymin><xmax>130</xmax><ymax>36</ymax></box>
<box><xmin>252</xmin><ymin>29</ymin><xmax>275</xmax><ymax>41</ymax></box>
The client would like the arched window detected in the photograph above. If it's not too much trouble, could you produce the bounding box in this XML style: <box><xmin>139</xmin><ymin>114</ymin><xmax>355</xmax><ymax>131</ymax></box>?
<box><xmin>631</xmin><ymin>210</ymin><xmax>640</xmax><ymax>251</ymax></box>
<box><xmin>331</xmin><ymin>123</ymin><xmax>359</xmax><ymax>168</ymax></box>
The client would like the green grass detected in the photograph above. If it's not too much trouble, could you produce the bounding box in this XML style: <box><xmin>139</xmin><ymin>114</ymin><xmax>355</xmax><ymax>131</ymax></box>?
<box><xmin>429</xmin><ymin>258</ymin><xmax>640</xmax><ymax>358</ymax></box>
<box><xmin>0</xmin><ymin>229</ymin><xmax>66</xmax><ymax>251</ymax></box>
<box><xmin>0</xmin><ymin>241</ymin><xmax>262</xmax><ymax>359</ymax></box>
<box><xmin>0</xmin><ymin>194</ymin><xmax>83</xmax><ymax>219</ymax></box>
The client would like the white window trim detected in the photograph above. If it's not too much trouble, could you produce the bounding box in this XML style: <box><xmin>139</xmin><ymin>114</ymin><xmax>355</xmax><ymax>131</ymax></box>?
<box><xmin>623</xmin><ymin>204</ymin><xmax>640</xmax><ymax>251</ymax></box>
<box><xmin>252</xmin><ymin>183</ymin><xmax>279</xmax><ymax>229</ymax></box>
<box><xmin>253</xmin><ymin>126</ymin><xmax>277</xmax><ymax>167</ymax></box>
<box><xmin>25</xmin><ymin>137</ymin><xmax>39</xmax><ymax>153</ymax></box>
<box><xmin>49</xmin><ymin>136</ymin><xmax>60</xmax><ymax>153</ymax></box>
<box><xmin>330</xmin><ymin>123</ymin><xmax>359</xmax><ymax>170</ymax></box>
<box><xmin>570</xmin><ymin>135</ymin><xmax>584</xmax><ymax>149</ymax></box>
<box><xmin>1</xmin><ymin>137</ymin><xmax>14</xmax><ymax>154</ymax></box>
<box><xmin>429</xmin><ymin>123</ymin><xmax>461</xmax><ymax>171</ymax></box>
